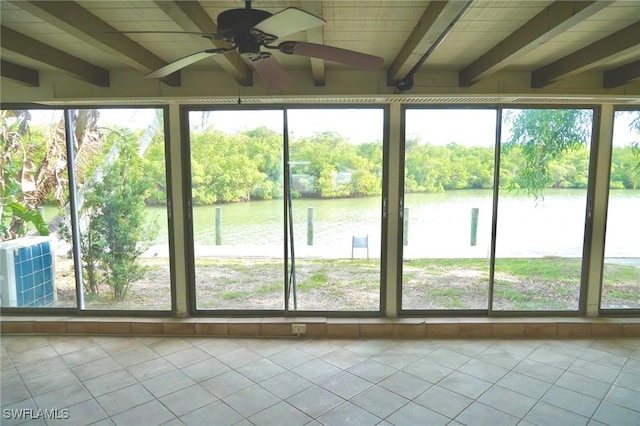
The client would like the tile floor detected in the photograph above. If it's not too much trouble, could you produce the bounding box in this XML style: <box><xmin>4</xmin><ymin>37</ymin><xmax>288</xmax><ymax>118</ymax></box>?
<box><xmin>1</xmin><ymin>335</ymin><xmax>639</xmax><ymax>426</ymax></box>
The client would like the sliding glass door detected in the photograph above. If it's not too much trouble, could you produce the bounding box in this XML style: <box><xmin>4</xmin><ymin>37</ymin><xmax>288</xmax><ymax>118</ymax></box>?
<box><xmin>187</xmin><ymin>107</ymin><xmax>384</xmax><ymax>312</ymax></box>
<box><xmin>401</xmin><ymin>108</ymin><xmax>496</xmax><ymax>311</ymax></box>
<box><xmin>73</xmin><ymin>108</ymin><xmax>171</xmax><ymax>310</ymax></box>
<box><xmin>601</xmin><ymin>110</ymin><xmax>640</xmax><ymax>310</ymax></box>
<box><xmin>286</xmin><ymin>108</ymin><xmax>384</xmax><ymax>311</ymax></box>
<box><xmin>189</xmin><ymin>109</ymin><xmax>285</xmax><ymax>310</ymax></box>
<box><xmin>1</xmin><ymin>107</ymin><xmax>171</xmax><ymax>311</ymax></box>
<box><xmin>400</xmin><ymin>107</ymin><xmax>597</xmax><ymax>313</ymax></box>
<box><xmin>1</xmin><ymin>108</ymin><xmax>77</xmax><ymax>309</ymax></box>
<box><xmin>493</xmin><ymin>108</ymin><xmax>593</xmax><ymax>311</ymax></box>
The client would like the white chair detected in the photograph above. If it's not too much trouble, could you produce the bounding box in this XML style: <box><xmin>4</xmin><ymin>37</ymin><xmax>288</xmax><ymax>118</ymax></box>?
<box><xmin>351</xmin><ymin>235</ymin><xmax>369</xmax><ymax>259</ymax></box>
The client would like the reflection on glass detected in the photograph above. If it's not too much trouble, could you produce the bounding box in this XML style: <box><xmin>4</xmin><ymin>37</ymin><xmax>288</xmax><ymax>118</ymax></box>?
<box><xmin>287</xmin><ymin>109</ymin><xmax>383</xmax><ymax>311</ymax></box>
<box><xmin>601</xmin><ymin>110</ymin><xmax>640</xmax><ymax>309</ymax></box>
<box><xmin>190</xmin><ymin>110</ymin><xmax>285</xmax><ymax>310</ymax></box>
<box><xmin>401</xmin><ymin>109</ymin><xmax>496</xmax><ymax>310</ymax></box>
<box><xmin>71</xmin><ymin>108</ymin><xmax>170</xmax><ymax>310</ymax></box>
<box><xmin>494</xmin><ymin>108</ymin><xmax>593</xmax><ymax>311</ymax></box>
<box><xmin>1</xmin><ymin>109</ymin><xmax>77</xmax><ymax>308</ymax></box>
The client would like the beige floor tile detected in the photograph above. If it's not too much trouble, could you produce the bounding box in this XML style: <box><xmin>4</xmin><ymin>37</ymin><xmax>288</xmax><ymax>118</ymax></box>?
<box><xmin>415</xmin><ymin>383</ymin><xmax>473</xmax><ymax>419</ymax></box>
<box><xmin>179</xmin><ymin>400</ymin><xmax>242</xmax><ymax>426</ymax></box>
<box><xmin>216</xmin><ymin>347</ymin><xmax>263</xmax><ymax>369</ymax></box>
<box><xmin>555</xmin><ymin>371</ymin><xmax>612</xmax><ymax>399</ymax></box>
<box><xmin>111</xmin><ymin>345</ymin><xmax>159</xmax><ymax>368</ymax></box>
<box><xmin>260</xmin><ymin>371</ymin><xmax>313</xmax><ymax>399</ymax></box>
<box><xmin>317</xmin><ymin>401</ymin><xmax>382</xmax><ymax>426</ymax></box>
<box><xmin>110</xmin><ymin>399</ymin><xmax>176</xmax><ymax>426</ymax></box>
<box><xmin>512</xmin><ymin>358</ymin><xmax>565</xmax><ymax>383</ymax></box>
<box><xmin>1</xmin><ymin>335</ymin><xmax>639</xmax><ymax>426</ymax></box>
<box><xmin>164</xmin><ymin>346</ymin><xmax>210</xmax><ymax>369</ymax></box>
<box><xmin>458</xmin><ymin>358</ymin><xmax>509</xmax><ymax>383</ymax></box>
<box><xmin>181</xmin><ymin>357</ymin><xmax>230</xmax><ymax>382</ymax></box>
<box><xmin>592</xmin><ymin>401</ymin><xmax>640</xmax><ymax>426</ymax></box>
<box><xmin>286</xmin><ymin>385</ymin><xmax>345</xmax><ymax>418</ymax></box>
<box><xmin>49</xmin><ymin>398</ymin><xmax>108</xmax><ymax>426</ymax></box>
<box><xmin>386</xmin><ymin>402</ymin><xmax>449</xmax><ymax>426</ymax></box>
<box><xmin>126</xmin><ymin>357</ymin><xmax>176</xmax><ymax>381</ymax></box>
<box><xmin>236</xmin><ymin>358</ymin><xmax>285</xmax><ymax>383</ymax></box>
<box><xmin>541</xmin><ymin>385</ymin><xmax>600</xmax><ymax>417</ymax></box>
<box><xmin>84</xmin><ymin>369</ymin><xmax>138</xmax><ymax>398</ymax></box>
<box><xmin>401</xmin><ymin>357</ymin><xmax>453</xmax><ymax>383</ymax></box>
<box><xmin>350</xmin><ymin>386</ymin><xmax>409</xmax><ymax>418</ymax></box>
<box><xmin>319</xmin><ymin>371</ymin><xmax>372</xmax><ymax>399</ymax></box>
<box><xmin>438</xmin><ymin>371</ymin><xmax>492</xmax><ymax>399</ymax></box>
<box><xmin>141</xmin><ymin>370</ymin><xmax>196</xmax><ymax>398</ymax></box>
<box><xmin>321</xmin><ymin>348</ymin><xmax>367</xmax><ymax>370</ymax></box>
<box><xmin>291</xmin><ymin>358</ymin><xmax>341</xmax><ymax>383</ymax></box>
<box><xmin>201</xmin><ymin>370</ymin><xmax>254</xmax><ymax>398</ymax></box>
<box><xmin>478</xmin><ymin>385</ymin><xmax>537</xmax><ymax>418</ymax></box>
<box><xmin>569</xmin><ymin>358</ymin><xmax>622</xmax><ymax>383</ymax></box>
<box><xmin>604</xmin><ymin>385</ymin><xmax>640</xmax><ymax>411</ymax></box>
<box><xmin>268</xmin><ymin>347</ymin><xmax>315</xmax><ymax>369</ymax></box>
<box><xmin>525</xmin><ymin>401</ymin><xmax>590</xmax><ymax>426</ymax></box>
<box><xmin>96</xmin><ymin>383</ymin><xmax>155</xmax><ymax>416</ymax></box>
<box><xmin>377</xmin><ymin>371</ymin><xmax>431</xmax><ymax>399</ymax></box>
<box><xmin>249</xmin><ymin>401</ymin><xmax>312</xmax><ymax>426</ymax></box>
<box><xmin>497</xmin><ymin>371</ymin><xmax>552</xmax><ymax>399</ymax></box>
<box><xmin>147</xmin><ymin>337</ymin><xmax>194</xmax><ymax>356</ymax></box>
<box><xmin>456</xmin><ymin>401</ymin><xmax>520</xmax><ymax>426</ymax></box>
<box><xmin>158</xmin><ymin>384</ymin><xmax>217</xmax><ymax>417</ymax></box>
<box><xmin>23</xmin><ymin>369</ymin><xmax>79</xmax><ymax>397</ymax></box>
<box><xmin>222</xmin><ymin>384</ymin><xmax>280</xmax><ymax>417</ymax></box>
<box><xmin>348</xmin><ymin>358</ymin><xmax>397</xmax><ymax>383</ymax></box>
<box><xmin>33</xmin><ymin>382</ymin><xmax>93</xmax><ymax>411</ymax></box>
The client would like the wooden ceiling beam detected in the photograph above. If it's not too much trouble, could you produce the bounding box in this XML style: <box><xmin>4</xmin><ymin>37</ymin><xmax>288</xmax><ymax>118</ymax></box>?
<box><xmin>1</xmin><ymin>26</ymin><xmax>108</xmax><ymax>87</ymax></box>
<box><xmin>14</xmin><ymin>0</ymin><xmax>181</xmax><ymax>86</ymax></box>
<box><xmin>459</xmin><ymin>1</ymin><xmax>612</xmax><ymax>87</ymax></box>
<box><xmin>532</xmin><ymin>21</ymin><xmax>640</xmax><ymax>88</ymax></box>
<box><xmin>388</xmin><ymin>1</ymin><xmax>471</xmax><ymax>86</ymax></box>
<box><xmin>1</xmin><ymin>59</ymin><xmax>39</xmax><ymax>87</ymax></box>
<box><xmin>153</xmin><ymin>1</ymin><xmax>252</xmax><ymax>87</ymax></box>
<box><xmin>604</xmin><ymin>59</ymin><xmax>640</xmax><ymax>89</ymax></box>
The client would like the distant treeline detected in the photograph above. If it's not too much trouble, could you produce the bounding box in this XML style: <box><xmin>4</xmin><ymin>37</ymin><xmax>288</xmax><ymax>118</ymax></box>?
<box><xmin>143</xmin><ymin>127</ymin><xmax>639</xmax><ymax>205</ymax></box>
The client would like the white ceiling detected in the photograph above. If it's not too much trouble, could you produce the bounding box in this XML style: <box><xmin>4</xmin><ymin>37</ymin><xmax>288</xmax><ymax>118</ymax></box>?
<box><xmin>1</xmin><ymin>0</ymin><xmax>639</xmax><ymax>102</ymax></box>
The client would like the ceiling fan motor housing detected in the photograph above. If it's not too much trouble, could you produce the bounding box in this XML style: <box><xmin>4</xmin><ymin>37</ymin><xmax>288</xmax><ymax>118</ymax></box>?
<box><xmin>217</xmin><ymin>8</ymin><xmax>273</xmax><ymax>56</ymax></box>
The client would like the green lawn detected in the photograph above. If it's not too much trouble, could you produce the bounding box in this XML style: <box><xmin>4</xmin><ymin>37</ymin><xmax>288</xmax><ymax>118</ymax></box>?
<box><xmin>62</xmin><ymin>257</ymin><xmax>638</xmax><ymax>311</ymax></box>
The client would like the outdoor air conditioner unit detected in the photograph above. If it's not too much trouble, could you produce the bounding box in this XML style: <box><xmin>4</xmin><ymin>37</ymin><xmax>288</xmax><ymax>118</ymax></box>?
<box><xmin>0</xmin><ymin>236</ymin><xmax>56</xmax><ymax>307</ymax></box>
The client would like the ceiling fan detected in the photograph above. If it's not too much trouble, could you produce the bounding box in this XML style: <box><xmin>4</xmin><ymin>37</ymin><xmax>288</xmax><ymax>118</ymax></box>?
<box><xmin>138</xmin><ymin>1</ymin><xmax>384</xmax><ymax>89</ymax></box>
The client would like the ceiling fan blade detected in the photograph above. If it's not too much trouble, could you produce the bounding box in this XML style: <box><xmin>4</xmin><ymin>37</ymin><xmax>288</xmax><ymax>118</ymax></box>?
<box><xmin>277</xmin><ymin>41</ymin><xmax>384</xmax><ymax>69</ymax></box>
<box><xmin>253</xmin><ymin>7</ymin><xmax>325</xmax><ymax>39</ymax></box>
<box><xmin>250</xmin><ymin>54</ymin><xmax>293</xmax><ymax>90</ymax></box>
<box><xmin>146</xmin><ymin>51</ymin><xmax>216</xmax><ymax>79</ymax></box>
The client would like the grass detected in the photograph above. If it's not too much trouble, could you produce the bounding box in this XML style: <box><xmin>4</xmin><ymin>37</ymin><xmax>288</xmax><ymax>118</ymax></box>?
<box><xmin>62</xmin><ymin>256</ymin><xmax>638</xmax><ymax>310</ymax></box>
<box><xmin>606</xmin><ymin>289</ymin><xmax>638</xmax><ymax>301</ymax></box>
<box><xmin>298</xmin><ymin>270</ymin><xmax>330</xmax><ymax>291</ymax></box>
<box><xmin>197</xmin><ymin>257</ymin><xmax>637</xmax><ymax>310</ymax></box>
<box><xmin>603</xmin><ymin>263</ymin><xmax>640</xmax><ymax>283</ymax></box>
<box><xmin>423</xmin><ymin>288</ymin><xmax>467</xmax><ymax>308</ymax></box>
<box><xmin>494</xmin><ymin>258</ymin><xmax>582</xmax><ymax>284</ymax></box>
<box><xmin>404</xmin><ymin>258</ymin><xmax>637</xmax><ymax>310</ymax></box>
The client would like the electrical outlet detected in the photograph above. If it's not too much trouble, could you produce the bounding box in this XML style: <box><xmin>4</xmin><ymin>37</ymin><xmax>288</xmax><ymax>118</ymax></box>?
<box><xmin>292</xmin><ymin>323</ymin><xmax>306</xmax><ymax>335</ymax></box>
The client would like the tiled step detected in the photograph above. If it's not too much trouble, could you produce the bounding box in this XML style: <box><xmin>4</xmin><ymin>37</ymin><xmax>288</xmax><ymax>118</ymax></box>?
<box><xmin>1</xmin><ymin>316</ymin><xmax>638</xmax><ymax>338</ymax></box>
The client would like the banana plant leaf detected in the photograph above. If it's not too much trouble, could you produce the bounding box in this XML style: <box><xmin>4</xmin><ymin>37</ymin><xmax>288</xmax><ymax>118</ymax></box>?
<box><xmin>6</xmin><ymin>201</ymin><xmax>49</xmax><ymax>236</ymax></box>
